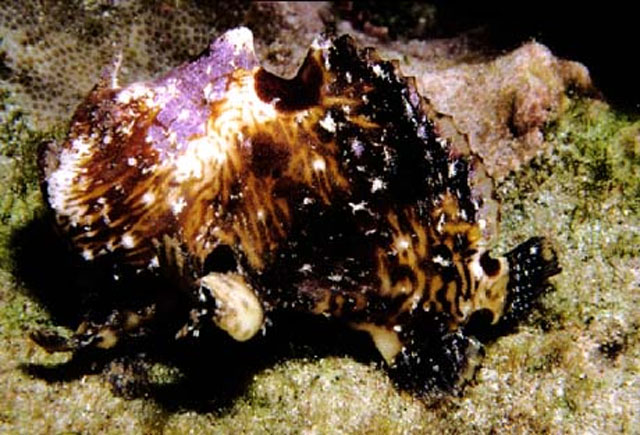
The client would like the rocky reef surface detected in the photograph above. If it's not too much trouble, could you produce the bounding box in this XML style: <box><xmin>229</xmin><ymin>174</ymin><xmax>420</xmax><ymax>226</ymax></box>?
<box><xmin>1</xmin><ymin>2</ymin><xmax>638</xmax><ymax>433</ymax></box>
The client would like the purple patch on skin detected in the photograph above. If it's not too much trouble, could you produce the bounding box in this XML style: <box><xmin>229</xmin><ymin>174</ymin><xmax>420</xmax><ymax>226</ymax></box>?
<box><xmin>147</xmin><ymin>31</ymin><xmax>260</xmax><ymax>158</ymax></box>
<box><xmin>351</xmin><ymin>139</ymin><xmax>365</xmax><ymax>158</ymax></box>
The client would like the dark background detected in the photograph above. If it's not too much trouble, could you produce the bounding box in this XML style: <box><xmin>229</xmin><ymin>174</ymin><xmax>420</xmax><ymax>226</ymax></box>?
<box><xmin>344</xmin><ymin>2</ymin><xmax>638</xmax><ymax>112</ymax></box>
<box><xmin>450</xmin><ymin>3</ymin><xmax>638</xmax><ymax>113</ymax></box>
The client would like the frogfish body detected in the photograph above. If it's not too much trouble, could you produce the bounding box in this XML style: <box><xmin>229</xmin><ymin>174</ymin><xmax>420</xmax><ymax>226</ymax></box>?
<box><xmin>37</xmin><ymin>28</ymin><xmax>560</xmax><ymax>392</ymax></box>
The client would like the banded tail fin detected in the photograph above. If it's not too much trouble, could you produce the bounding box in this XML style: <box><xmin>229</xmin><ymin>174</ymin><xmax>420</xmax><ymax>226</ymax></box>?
<box><xmin>502</xmin><ymin>237</ymin><xmax>561</xmax><ymax>324</ymax></box>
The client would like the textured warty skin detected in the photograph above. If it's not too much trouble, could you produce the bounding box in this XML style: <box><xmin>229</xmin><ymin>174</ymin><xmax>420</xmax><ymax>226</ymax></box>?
<box><xmin>37</xmin><ymin>28</ymin><xmax>560</xmax><ymax>392</ymax></box>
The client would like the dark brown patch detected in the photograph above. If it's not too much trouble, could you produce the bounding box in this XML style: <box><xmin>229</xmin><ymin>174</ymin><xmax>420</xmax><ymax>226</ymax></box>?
<box><xmin>203</xmin><ymin>244</ymin><xmax>237</xmax><ymax>273</ymax></box>
<box><xmin>254</xmin><ymin>54</ymin><xmax>323</xmax><ymax>112</ymax></box>
<box><xmin>479</xmin><ymin>251</ymin><xmax>500</xmax><ymax>277</ymax></box>
<box><xmin>435</xmin><ymin>283</ymin><xmax>452</xmax><ymax>315</ymax></box>
<box><xmin>248</xmin><ymin>133</ymin><xmax>291</xmax><ymax>178</ymax></box>
<box><xmin>389</xmin><ymin>264</ymin><xmax>416</xmax><ymax>288</ymax></box>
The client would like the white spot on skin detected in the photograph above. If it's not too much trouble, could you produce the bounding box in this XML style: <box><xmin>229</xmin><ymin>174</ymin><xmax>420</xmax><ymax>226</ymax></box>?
<box><xmin>310</xmin><ymin>34</ymin><xmax>331</xmax><ymax>52</ymax></box>
<box><xmin>448</xmin><ymin>162</ymin><xmax>457</xmax><ymax>178</ymax></box>
<box><xmin>101</xmin><ymin>210</ymin><xmax>111</xmax><ymax>225</ymax></box>
<box><xmin>319</xmin><ymin>112</ymin><xmax>336</xmax><ymax>133</ymax></box>
<box><xmin>437</xmin><ymin>213</ymin><xmax>446</xmax><ymax>233</ymax></box>
<box><xmin>257</xmin><ymin>209</ymin><xmax>265</xmax><ymax>220</ymax></box>
<box><xmin>299</xmin><ymin>264</ymin><xmax>313</xmax><ymax>273</ymax></box>
<box><xmin>203</xmin><ymin>83</ymin><xmax>215</xmax><ymax>102</ymax></box>
<box><xmin>168</xmin><ymin>130</ymin><xmax>178</xmax><ymax>146</ymax></box>
<box><xmin>328</xmin><ymin>273</ymin><xmax>343</xmax><ymax>282</ymax></box>
<box><xmin>172</xmin><ymin>197</ymin><xmax>187</xmax><ymax>215</ymax></box>
<box><xmin>472</xmin><ymin>198</ymin><xmax>481</xmax><ymax>212</ymax></box>
<box><xmin>118</xmin><ymin>120</ymin><xmax>135</xmax><ymax>137</ymax></box>
<box><xmin>198</xmin><ymin>287</ymin><xmax>208</xmax><ymax>303</ymax></box>
<box><xmin>433</xmin><ymin>255</ymin><xmax>451</xmax><ymax>267</ymax></box>
<box><xmin>382</xmin><ymin>147</ymin><xmax>393</xmax><ymax>165</ymax></box>
<box><xmin>371</xmin><ymin>178</ymin><xmax>385</xmax><ymax>193</ymax></box>
<box><xmin>397</xmin><ymin>237</ymin><xmax>410</xmax><ymax>251</ymax></box>
<box><xmin>478</xmin><ymin>218</ymin><xmax>487</xmax><ymax>230</ymax></box>
<box><xmin>416</xmin><ymin>125</ymin><xmax>427</xmax><ymax>139</ymax></box>
<box><xmin>121</xmin><ymin>233</ymin><xmax>135</xmax><ymax>249</ymax></box>
<box><xmin>106</xmin><ymin>240</ymin><xmax>115</xmax><ymax>252</ymax></box>
<box><xmin>148</xmin><ymin>256</ymin><xmax>160</xmax><ymax>269</ymax></box>
<box><xmin>312</xmin><ymin>158</ymin><xmax>326</xmax><ymax>172</ymax></box>
<box><xmin>141</xmin><ymin>164</ymin><xmax>156</xmax><ymax>175</ymax></box>
<box><xmin>469</xmin><ymin>253</ymin><xmax>485</xmax><ymax>280</ymax></box>
<box><xmin>348</xmin><ymin>201</ymin><xmax>369</xmax><ymax>215</ymax></box>
<box><xmin>116</xmin><ymin>83</ymin><xmax>154</xmax><ymax>105</ymax></box>
<box><xmin>177</xmin><ymin>108</ymin><xmax>191</xmax><ymax>121</ymax></box>
<box><xmin>82</xmin><ymin>249</ymin><xmax>94</xmax><ymax>261</ymax></box>
<box><xmin>127</xmin><ymin>157</ymin><xmax>137</xmax><ymax>167</ymax></box>
<box><xmin>294</xmin><ymin>110</ymin><xmax>309</xmax><ymax>124</ymax></box>
<box><xmin>142</xmin><ymin>192</ymin><xmax>155</xmax><ymax>205</ymax></box>
<box><xmin>404</xmin><ymin>100</ymin><xmax>413</xmax><ymax>117</ymax></box>
<box><xmin>323</xmin><ymin>51</ymin><xmax>332</xmax><ymax>71</ymax></box>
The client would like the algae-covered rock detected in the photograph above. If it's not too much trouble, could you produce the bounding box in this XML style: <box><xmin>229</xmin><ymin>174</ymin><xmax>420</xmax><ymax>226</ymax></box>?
<box><xmin>1</xmin><ymin>2</ymin><xmax>638</xmax><ymax>433</ymax></box>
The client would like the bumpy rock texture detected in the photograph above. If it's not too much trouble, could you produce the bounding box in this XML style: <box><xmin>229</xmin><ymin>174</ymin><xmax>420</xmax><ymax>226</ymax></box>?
<box><xmin>0</xmin><ymin>1</ymin><xmax>249</xmax><ymax>128</ymax></box>
<box><xmin>1</xmin><ymin>1</ymin><xmax>638</xmax><ymax>433</ymax></box>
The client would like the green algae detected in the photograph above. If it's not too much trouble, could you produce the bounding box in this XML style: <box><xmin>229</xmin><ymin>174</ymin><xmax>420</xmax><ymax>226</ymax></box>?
<box><xmin>0</xmin><ymin>90</ymin><xmax>68</xmax><ymax>269</ymax></box>
<box><xmin>484</xmin><ymin>97</ymin><xmax>639</xmax><ymax>432</ymax></box>
<box><xmin>550</xmin><ymin>98</ymin><xmax>640</xmax><ymax>208</ymax></box>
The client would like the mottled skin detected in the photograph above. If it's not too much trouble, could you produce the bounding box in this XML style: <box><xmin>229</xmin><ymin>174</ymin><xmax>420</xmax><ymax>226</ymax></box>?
<box><xmin>37</xmin><ymin>28</ymin><xmax>559</xmax><ymax>392</ymax></box>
